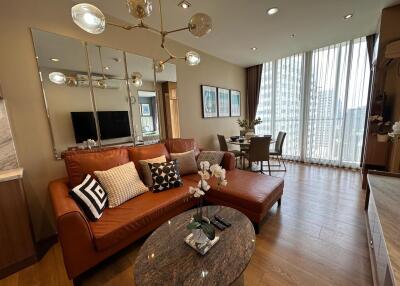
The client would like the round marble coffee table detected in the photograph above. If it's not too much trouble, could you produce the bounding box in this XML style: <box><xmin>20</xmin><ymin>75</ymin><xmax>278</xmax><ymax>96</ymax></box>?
<box><xmin>134</xmin><ymin>205</ymin><xmax>256</xmax><ymax>286</ymax></box>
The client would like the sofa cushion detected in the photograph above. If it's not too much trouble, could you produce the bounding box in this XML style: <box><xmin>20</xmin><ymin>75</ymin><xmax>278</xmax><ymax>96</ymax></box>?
<box><xmin>196</xmin><ymin>151</ymin><xmax>225</xmax><ymax>169</ymax></box>
<box><xmin>149</xmin><ymin>160</ymin><xmax>183</xmax><ymax>192</ymax></box>
<box><xmin>127</xmin><ymin>144</ymin><xmax>170</xmax><ymax>175</ymax></box>
<box><xmin>69</xmin><ymin>174</ymin><xmax>107</xmax><ymax>221</ymax></box>
<box><xmin>139</xmin><ymin>155</ymin><xmax>167</xmax><ymax>187</ymax></box>
<box><xmin>64</xmin><ymin>148</ymin><xmax>130</xmax><ymax>187</ymax></box>
<box><xmin>164</xmin><ymin>138</ymin><xmax>201</xmax><ymax>158</ymax></box>
<box><xmin>206</xmin><ymin>169</ymin><xmax>284</xmax><ymax>214</ymax></box>
<box><xmin>94</xmin><ymin>162</ymin><xmax>148</xmax><ymax>208</ymax></box>
<box><xmin>90</xmin><ymin>177</ymin><xmax>196</xmax><ymax>251</ymax></box>
<box><xmin>170</xmin><ymin>150</ymin><xmax>198</xmax><ymax>175</ymax></box>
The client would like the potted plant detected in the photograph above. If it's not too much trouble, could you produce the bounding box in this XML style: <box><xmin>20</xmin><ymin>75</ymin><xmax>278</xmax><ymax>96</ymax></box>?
<box><xmin>377</xmin><ymin>121</ymin><xmax>392</xmax><ymax>143</ymax></box>
<box><xmin>187</xmin><ymin>161</ymin><xmax>227</xmax><ymax>246</ymax></box>
<box><xmin>237</xmin><ymin>117</ymin><xmax>262</xmax><ymax>138</ymax></box>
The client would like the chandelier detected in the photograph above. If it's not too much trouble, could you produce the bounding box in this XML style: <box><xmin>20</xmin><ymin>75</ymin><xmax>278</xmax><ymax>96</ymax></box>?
<box><xmin>71</xmin><ymin>0</ymin><xmax>212</xmax><ymax>72</ymax></box>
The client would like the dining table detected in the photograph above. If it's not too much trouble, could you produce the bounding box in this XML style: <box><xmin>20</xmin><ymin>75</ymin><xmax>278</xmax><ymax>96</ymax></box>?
<box><xmin>227</xmin><ymin>137</ymin><xmax>275</xmax><ymax>169</ymax></box>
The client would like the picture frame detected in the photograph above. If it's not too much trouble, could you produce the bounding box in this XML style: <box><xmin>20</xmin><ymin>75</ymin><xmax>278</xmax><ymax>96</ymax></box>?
<box><xmin>141</xmin><ymin>103</ymin><xmax>151</xmax><ymax>116</ymax></box>
<box><xmin>230</xmin><ymin>90</ymin><xmax>241</xmax><ymax>117</ymax></box>
<box><xmin>201</xmin><ymin>85</ymin><xmax>218</xmax><ymax>118</ymax></box>
<box><xmin>217</xmin><ymin>88</ymin><xmax>230</xmax><ymax>117</ymax></box>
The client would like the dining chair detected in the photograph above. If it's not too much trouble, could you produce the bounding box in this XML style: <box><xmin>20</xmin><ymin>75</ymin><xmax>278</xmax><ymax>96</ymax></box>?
<box><xmin>270</xmin><ymin>131</ymin><xmax>287</xmax><ymax>171</ymax></box>
<box><xmin>217</xmin><ymin>134</ymin><xmax>242</xmax><ymax>166</ymax></box>
<box><xmin>244</xmin><ymin>136</ymin><xmax>271</xmax><ymax>175</ymax></box>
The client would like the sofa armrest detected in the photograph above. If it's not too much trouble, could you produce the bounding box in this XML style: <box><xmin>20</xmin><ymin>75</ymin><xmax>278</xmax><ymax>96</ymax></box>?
<box><xmin>49</xmin><ymin>178</ymin><xmax>95</xmax><ymax>278</ymax></box>
<box><xmin>221</xmin><ymin>152</ymin><xmax>235</xmax><ymax>170</ymax></box>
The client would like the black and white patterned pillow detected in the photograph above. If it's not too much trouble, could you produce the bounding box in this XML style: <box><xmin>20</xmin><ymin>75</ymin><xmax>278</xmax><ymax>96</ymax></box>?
<box><xmin>70</xmin><ymin>174</ymin><xmax>108</xmax><ymax>221</ymax></box>
<box><xmin>149</xmin><ymin>160</ymin><xmax>183</xmax><ymax>192</ymax></box>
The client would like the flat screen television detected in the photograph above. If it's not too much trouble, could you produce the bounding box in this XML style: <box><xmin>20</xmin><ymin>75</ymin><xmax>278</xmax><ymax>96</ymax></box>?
<box><xmin>70</xmin><ymin>111</ymin><xmax>130</xmax><ymax>143</ymax></box>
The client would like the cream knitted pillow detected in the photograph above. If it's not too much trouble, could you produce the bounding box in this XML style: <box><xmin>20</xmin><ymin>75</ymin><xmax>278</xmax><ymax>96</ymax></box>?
<box><xmin>94</xmin><ymin>162</ymin><xmax>148</xmax><ymax>208</ymax></box>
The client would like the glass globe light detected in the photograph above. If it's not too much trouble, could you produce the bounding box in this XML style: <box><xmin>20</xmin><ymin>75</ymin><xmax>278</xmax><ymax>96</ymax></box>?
<box><xmin>154</xmin><ymin>60</ymin><xmax>165</xmax><ymax>73</ymax></box>
<box><xmin>185</xmin><ymin>51</ymin><xmax>201</xmax><ymax>66</ymax></box>
<box><xmin>71</xmin><ymin>3</ymin><xmax>106</xmax><ymax>34</ymax></box>
<box><xmin>127</xmin><ymin>0</ymin><xmax>153</xmax><ymax>19</ymax></box>
<box><xmin>49</xmin><ymin>72</ymin><xmax>66</xmax><ymax>85</ymax></box>
<box><xmin>189</xmin><ymin>13</ymin><xmax>212</xmax><ymax>37</ymax></box>
<box><xmin>131</xmin><ymin>72</ymin><xmax>143</xmax><ymax>87</ymax></box>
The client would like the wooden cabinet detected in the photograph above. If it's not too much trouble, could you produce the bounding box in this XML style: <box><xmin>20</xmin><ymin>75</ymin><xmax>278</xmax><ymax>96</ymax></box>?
<box><xmin>0</xmin><ymin>168</ymin><xmax>36</xmax><ymax>279</ymax></box>
<box><xmin>366</xmin><ymin>173</ymin><xmax>399</xmax><ymax>286</ymax></box>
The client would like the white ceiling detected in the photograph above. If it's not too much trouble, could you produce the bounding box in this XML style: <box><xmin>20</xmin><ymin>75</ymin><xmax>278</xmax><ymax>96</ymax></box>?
<box><xmin>75</xmin><ymin>0</ymin><xmax>400</xmax><ymax>67</ymax></box>
<box><xmin>32</xmin><ymin>29</ymin><xmax>176</xmax><ymax>82</ymax></box>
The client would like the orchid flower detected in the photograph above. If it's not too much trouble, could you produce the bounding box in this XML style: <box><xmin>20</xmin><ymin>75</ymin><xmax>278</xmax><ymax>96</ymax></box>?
<box><xmin>189</xmin><ymin>186</ymin><xmax>205</xmax><ymax>198</ymax></box>
<box><xmin>199</xmin><ymin>161</ymin><xmax>210</xmax><ymax>171</ymax></box>
<box><xmin>198</xmin><ymin>180</ymin><xmax>210</xmax><ymax>191</ymax></box>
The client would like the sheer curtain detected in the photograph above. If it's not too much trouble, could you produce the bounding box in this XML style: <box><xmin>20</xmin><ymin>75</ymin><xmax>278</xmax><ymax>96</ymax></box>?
<box><xmin>255</xmin><ymin>54</ymin><xmax>304</xmax><ymax>159</ymax></box>
<box><xmin>256</xmin><ymin>37</ymin><xmax>371</xmax><ymax>168</ymax></box>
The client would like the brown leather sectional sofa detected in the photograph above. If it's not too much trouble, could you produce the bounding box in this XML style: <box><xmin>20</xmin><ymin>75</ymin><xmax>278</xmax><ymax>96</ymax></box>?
<box><xmin>49</xmin><ymin>138</ymin><xmax>284</xmax><ymax>279</ymax></box>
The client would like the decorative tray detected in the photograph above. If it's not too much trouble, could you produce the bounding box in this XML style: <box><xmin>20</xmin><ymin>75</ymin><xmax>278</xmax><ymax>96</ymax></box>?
<box><xmin>184</xmin><ymin>233</ymin><xmax>219</xmax><ymax>255</ymax></box>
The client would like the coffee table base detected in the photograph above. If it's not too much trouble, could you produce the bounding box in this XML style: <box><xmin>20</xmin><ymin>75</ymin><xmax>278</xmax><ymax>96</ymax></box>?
<box><xmin>231</xmin><ymin>273</ymin><xmax>244</xmax><ymax>286</ymax></box>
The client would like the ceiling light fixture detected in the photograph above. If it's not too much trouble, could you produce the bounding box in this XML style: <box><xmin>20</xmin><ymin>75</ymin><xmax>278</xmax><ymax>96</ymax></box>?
<box><xmin>178</xmin><ymin>0</ymin><xmax>191</xmax><ymax>9</ymax></box>
<box><xmin>267</xmin><ymin>7</ymin><xmax>279</xmax><ymax>16</ymax></box>
<box><xmin>50</xmin><ymin>58</ymin><xmax>60</xmax><ymax>62</ymax></box>
<box><xmin>131</xmin><ymin>72</ymin><xmax>143</xmax><ymax>87</ymax></box>
<box><xmin>71</xmin><ymin>1</ymin><xmax>212</xmax><ymax>70</ymax></box>
<box><xmin>104</xmin><ymin>66</ymin><xmax>111</xmax><ymax>70</ymax></box>
<box><xmin>251</xmin><ymin>47</ymin><xmax>257</xmax><ymax>51</ymax></box>
<box><xmin>290</xmin><ymin>34</ymin><xmax>296</xmax><ymax>38</ymax></box>
<box><xmin>344</xmin><ymin>13</ymin><xmax>353</xmax><ymax>19</ymax></box>
<box><xmin>49</xmin><ymin>72</ymin><xmax>66</xmax><ymax>84</ymax></box>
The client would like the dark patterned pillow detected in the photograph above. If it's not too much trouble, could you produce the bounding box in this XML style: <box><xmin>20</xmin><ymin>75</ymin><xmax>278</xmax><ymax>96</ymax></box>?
<box><xmin>70</xmin><ymin>174</ymin><xmax>108</xmax><ymax>221</ymax></box>
<box><xmin>149</xmin><ymin>160</ymin><xmax>183</xmax><ymax>192</ymax></box>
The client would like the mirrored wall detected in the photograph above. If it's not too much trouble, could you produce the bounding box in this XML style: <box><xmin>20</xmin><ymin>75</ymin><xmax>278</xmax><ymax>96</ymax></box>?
<box><xmin>31</xmin><ymin>29</ymin><xmax>177</xmax><ymax>159</ymax></box>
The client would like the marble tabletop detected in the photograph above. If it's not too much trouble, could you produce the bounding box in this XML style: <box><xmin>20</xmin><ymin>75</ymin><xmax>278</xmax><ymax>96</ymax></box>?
<box><xmin>368</xmin><ymin>175</ymin><xmax>400</xmax><ymax>285</ymax></box>
<box><xmin>134</xmin><ymin>206</ymin><xmax>256</xmax><ymax>286</ymax></box>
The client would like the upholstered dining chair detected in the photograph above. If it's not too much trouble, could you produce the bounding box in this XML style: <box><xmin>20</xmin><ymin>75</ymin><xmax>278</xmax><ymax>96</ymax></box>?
<box><xmin>217</xmin><ymin>134</ymin><xmax>242</xmax><ymax>166</ymax></box>
<box><xmin>244</xmin><ymin>136</ymin><xmax>271</xmax><ymax>175</ymax></box>
<box><xmin>270</xmin><ymin>131</ymin><xmax>287</xmax><ymax>171</ymax></box>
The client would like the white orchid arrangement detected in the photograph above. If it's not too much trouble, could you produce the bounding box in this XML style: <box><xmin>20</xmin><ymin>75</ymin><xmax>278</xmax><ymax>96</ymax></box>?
<box><xmin>188</xmin><ymin>161</ymin><xmax>227</xmax><ymax>198</ymax></box>
<box><xmin>389</xmin><ymin>121</ymin><xmax>400</xmax><ymax>137</ymax></box>
<box><xmin>187</xmin><ymin>161</ymin><xmax>228</xmax><ymax>240</ymax></box>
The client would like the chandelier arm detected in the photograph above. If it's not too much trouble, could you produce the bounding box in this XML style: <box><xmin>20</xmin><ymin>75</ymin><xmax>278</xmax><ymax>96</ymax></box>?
<box><xmin>165</xmin><ymin>26</ymin><xmax>190</xmax><ymax>35</ymax></box>
<box><xmin>107</xmin><ymin>22</ymin><xmax>139</xmax><ymax>31</ymax></box>
<box><xmin>158</xmin><ymin>0</ymin><xmax>164</xmax><ymax>32</ymax></box>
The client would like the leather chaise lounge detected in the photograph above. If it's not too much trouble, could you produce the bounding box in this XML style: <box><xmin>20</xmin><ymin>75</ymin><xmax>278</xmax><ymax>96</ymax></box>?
<box><xmin>49</xmin><ymin>138</ymin><xmax>284</xmax><ymax>279</ymax></box>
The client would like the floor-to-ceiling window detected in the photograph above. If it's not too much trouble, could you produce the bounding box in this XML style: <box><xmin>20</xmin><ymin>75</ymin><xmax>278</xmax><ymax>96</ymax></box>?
<box><xmin>256</xmin><ymin>37</ymin><xmax>370</xmax><ymax>167</ymax></box>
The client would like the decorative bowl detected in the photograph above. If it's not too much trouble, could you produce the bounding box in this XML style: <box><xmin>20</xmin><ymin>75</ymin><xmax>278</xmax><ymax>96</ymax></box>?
<box><xmin>230</xmin><ymin>136</ymin><xmax>239</xmax><ymax>142</ymax></box>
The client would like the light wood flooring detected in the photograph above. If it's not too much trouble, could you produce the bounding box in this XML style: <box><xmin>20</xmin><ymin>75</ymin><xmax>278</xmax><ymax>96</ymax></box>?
<box><xmin>0</xmin><ymin>162</ymin><xmax>372</xmax><ymax>286</ymax></box>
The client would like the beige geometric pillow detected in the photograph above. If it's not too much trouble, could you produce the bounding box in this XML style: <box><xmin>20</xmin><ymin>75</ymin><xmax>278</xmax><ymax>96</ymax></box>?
<box><xmin>139</xmin><ymin>155</ymin><xmax>167</xmax><ymax>187</ymax></box>
<box><xmin>94</xmin><ymin>162</ymin><xmax>148</xmax><ymax>208</ymax></box>
<box><xmin>170</xmin><ymin>150</ymin><xmax>198</xmax><ymax>176</ymax></box>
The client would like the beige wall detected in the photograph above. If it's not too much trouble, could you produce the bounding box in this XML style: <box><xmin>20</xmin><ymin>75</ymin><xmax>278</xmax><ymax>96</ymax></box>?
<box><xmin>0</xmin><ymin>0</ymin><xmax>245</xmax><ymax>240</ymax></box>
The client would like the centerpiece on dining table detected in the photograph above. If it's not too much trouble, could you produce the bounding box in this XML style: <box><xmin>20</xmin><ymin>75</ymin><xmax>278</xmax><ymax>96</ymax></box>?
<box><xmin>185</xmin><ymin>161</ymin><xmax>227</xmax><ymax>254</ymax></box>
<box><xmin>237</xmin><ymin>117</ymin><xmax>262</xmax><ymax>139</ymax></box>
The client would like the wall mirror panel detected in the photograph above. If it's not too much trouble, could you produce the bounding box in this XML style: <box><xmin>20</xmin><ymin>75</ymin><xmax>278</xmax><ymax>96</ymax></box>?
<box><xmin>86</xmin><ymin>44</ymin><xmax>133</xmax><ymax>147</ymax></box>
<box><xmin>31</xmin><ymin>29</ymin><xmax>177</xmax><ymax>159</ymax></box>
<box><xmin>32</xmin><ymin>29</ymin><xmax>95</xmax><ymax>157</ymax></box>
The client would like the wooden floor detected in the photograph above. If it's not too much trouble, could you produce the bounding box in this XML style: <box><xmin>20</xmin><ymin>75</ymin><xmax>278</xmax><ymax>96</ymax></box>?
<box><xmin>0</xmin><ymin>162</ymin><xmax>372</xmax><ymax>286</ymax></box>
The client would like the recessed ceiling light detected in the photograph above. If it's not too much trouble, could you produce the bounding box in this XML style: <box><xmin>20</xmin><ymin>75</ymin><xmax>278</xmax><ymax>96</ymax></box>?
<box><xmin>178</xmin><ymin>0</ymin><xmax>191</xmax><ymax>9</ymax></box>
<box><xmin>344</xmin><ymin>13</ymin><xmax>353</xmax><ymax>19</ymax></box>
<box><xmin>267</xmin><ymin>7</ymin><xmax>279</xmax><ymax>16</ymax></box>
<box><xmin>104</xmin><ymin>66</ymin><xmax>111</xmax><ymax>70</ymax></box>
<box><xmin>50</xmin><ymin>58</ymin><xmax>60</xmax><ymax>62</ymax></box>
<box><xmin>251</xmin><ymin>47</ymin><xmax>257</xmax><ymax>51</ymax></box>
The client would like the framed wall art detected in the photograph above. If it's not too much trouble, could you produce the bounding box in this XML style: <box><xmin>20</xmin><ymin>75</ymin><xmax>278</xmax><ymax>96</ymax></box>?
<box><xmin>230</xmin><ymin>90</ymin><xmax>241</xmax><ymax>117</ymax></box>
<box><xmin>217</xmin><ymin>88</ymin><xmax>230</xmax><ymax>117</ymax></box>
<box><xmin>201</xmin><ymin>85</ymin><xmax>218</xmax><ymax>118</ymax></box>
